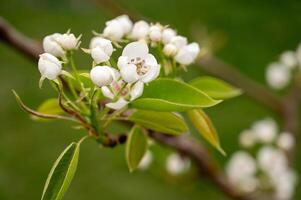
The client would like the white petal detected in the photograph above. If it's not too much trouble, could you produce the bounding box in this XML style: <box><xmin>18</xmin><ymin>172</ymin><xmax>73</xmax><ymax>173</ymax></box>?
<box><xmin>43</xmin><ymin>63</ymin><xmax>61</xmax><ymax>80</ymax></box>
<box><xmin>39</xmin><ymin>53</ymin><xmax>61</xmax><ymax>66</ymax></box>
<box><xmin>175</xmin><ymin>47</ymin><xmax>194</xmax><ymax>65</ymax></box>
<box><xmin>91</xmin><ymin>47</ymin><xmax>110</xmax><ymax>64</ymax></box>
<box><xmin>144</xmin><ymin>53</ymin><xmax>158</xmax><ymax>66</ymax></box>
<box><xmin>130</xmin><ymin>81</ymin><xmax>144</xmax><ymax>101</ymax></box>
<box><xmin>103</xmin><ymin>19</ymin><xmax>124</xmax><ymax>41</ymax></box>
<box><xmin>170</xmin><ymin>36</ymin><xmax>188</xmax><ymax>49</ymax></box>
<box><xmin>122</xmin><ymin>41</ymin><xmax>149</xmax><ymax>60</ymax></box>
<box><xmin>116</xmin><ymin>15</ymin><xmax>133</xmax><ymax>34</ymax></box>
<box><xmin>141</xmin><ymin>64</ymin><xmax>160</xmax><ymax>83</ymax></box>
<box><xmin>130</xmin><ymin>20</ymin><xmax>150</xmax><ymax>40</ymax></box>
<box><xmin>43</xmin><ymin>34</ymin><xmax>65</xmax><ymax>57</ymax></box>
<box><xmin>117</xmin><ymin>56</ymin><xmax>129</xmax><ymax>70</ymax></box>
<box><xmin>120</xmin><ymin>64</ymin><xmax>139</xmax><ymax>83</ymax></box>
<box><xmin>186</xmin><ymin>42</ymin><xmax>200</xmax><ymax>58</ymax></box>
<box><xmin>163</xmin><ymin>43</ymin><xmax>177</xmax><ymax>56</ymax></box>
<box><xmin>101</xmin><ymin>86</ymin><xmax>114</xmax><ymax>99</ymax></box>
<box><xmin>162</xmin><ymin>28</ymin><xmax>176</xmax><ymax>44</ymax></box>
<box><xmin>89</xmin><ymin>37</ymin><xmax>113</xmax><ymax>56</ymax></box>
<box><xmin>106</xmin><ymin>98</ymin><xmax>129</xmax><ymax>110</ymax></box>
<box><xmin>57</xmin><ymin>33</ymin><xmax>78</xmax><ymax>50</ymax></box>
<box><xmin>90</xmin><ymin>66</ymin><xmax>114</xmax><ymax>87</ymax></box>
<box><xmin>266</xmin><ymin>63</ymin><xmax>291</xmax><ymax>90</ymax></box>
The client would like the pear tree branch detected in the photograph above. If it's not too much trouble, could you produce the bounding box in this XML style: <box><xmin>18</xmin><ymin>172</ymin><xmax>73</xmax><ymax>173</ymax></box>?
<box><xmin>0</xmin><ymin>16</ymin><xmax>257</xmax><ymax>200</ymax></box>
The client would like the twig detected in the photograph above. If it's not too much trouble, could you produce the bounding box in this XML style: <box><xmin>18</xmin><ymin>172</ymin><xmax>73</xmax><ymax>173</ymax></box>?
<box><xmin>0</xmin><ymin>17</ymin><xmax>43</xmax><ymax>60</ymax></box>
<box><xmin>0</xmin><ymin>16</ymin><xmax>287</xmax><ymax>200</ymax></box>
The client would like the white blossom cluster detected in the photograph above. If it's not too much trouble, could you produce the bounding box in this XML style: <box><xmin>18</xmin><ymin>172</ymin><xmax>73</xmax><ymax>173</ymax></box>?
<box><xmin>266</xmin><ymin>45</ymin><xmax>301</xmax><ymax>90</ymax></box>
<box><xmin>37</xmin><ymin>15</ymin><xmax>200</xmax><ymax>110</ymax></box>
<box><xmin>226</xmin><ymin>118</ymin><xmax>297</xmax><ymax>200</ymax></box>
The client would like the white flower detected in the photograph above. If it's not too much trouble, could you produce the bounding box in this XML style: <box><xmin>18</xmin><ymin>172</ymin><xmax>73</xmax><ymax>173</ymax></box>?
<box><xmin>175</xmin><ymin>42</ymin><xmax>200</xmax><ymax>65</ymax></box>
<box><xmin>277</xmin><ymin>132</ymin><xmax>295</xmax><ymax>151</ymax></box>
<box><xmin>266</xmin><ymin>62</ymin><xmax>291</xmax><ymax>90</ymax></box>
<box><xmin>257</xmin><ymin>146</ymin><xmax>287</xmax><ymax>176</ymax></box>
<box><xmin>162</xmin><ymin>28</ymin><xmax>176</xmax><ymax>44</ymax></box>
<box><xmin>117</xmin><ymin>41</ymin><xmax>160</xmax><ymax>83</ymax></box>
<box><xmin>138</xmin><ymin>150</ymin><xmax>153</xmax><ymax>170</ymax></box>
<box><xmin>101</xmin><ymin>80</ymin><xmax>144</xmax><ymax>110</ymax></box>
<box><xmin>274</xmin><ymin>170</ymin><xmax>298</xmax><ymax>200</ymax></box>
<box><xmin>43</xmin><ymin>33</ymin><xmax>65</xmax><ymax>57</ymax></box>
<box><xmin>166</xmin><ymin>153</ymin><xmax>190</xmax><ymax>175</ymax></box>
<box><xmin>149</xmin><ymin>24</ymin><xmax>163</xmax><ymax>42</ymax></box>
<box><xmin>163</xmin><ymin>43</ymin><xmax>177</xmax><ymax>56</ymax></box>
<box><xmin>130</xmin><ymin>20</ymin><xmax>150</xmax><ymax>40</ymax></box>
<box><xmin>89</xmin><ymin>37</ymin><xmax>113</xmax><ymax>64</ymax></box>
<box><xmin>170</xmin><ymin>36</ymin><xmax>187</xmax><ymax>50</ymax></box>
<box><xmin>103</xmin><ymin>19</ymin><xmax>125</xmax><ymax>41</ymax></box>
<box><xmin>56</xmin><ymin>32</ymin><xmax>79</xmax><ymax>50</ymax></box>
<box><xmin>226</xmin><ymin>151</ymin><xmax>257</xmax><ymax>184</ymax></box>
<box><xmin>38</xmin><ymin>53</ymin><xmax>62</xmax><ymax>80</ymax></box>
<box><xmin>252</xmin><ymin>118</ymin><xmax>277</xmax><ymax>143</ymax></box>
<box><xmin>115</xmin><ymin>15</ymin><xmax>133</xmax><ymax>34</ymax></box>
<box><xmin>239</xmin><ymin>129</ymin><xmax>256</xmax><ymax>148</ymax></box>
<box><xmin>280</xmin><ymin>51</ymin><xmax>297</xmax><ymax>69</ymax></box>
<box><xmin>90</xmin><ymin>66</ymin><xmax>117</xmax><ymax>87</ymax></box>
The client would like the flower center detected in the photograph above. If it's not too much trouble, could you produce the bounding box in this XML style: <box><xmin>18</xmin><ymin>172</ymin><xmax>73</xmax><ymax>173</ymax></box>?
<box><xmin>130</xmin><ymin>57</ymin><xmax>149</xmax><ymax>76</ymax></box>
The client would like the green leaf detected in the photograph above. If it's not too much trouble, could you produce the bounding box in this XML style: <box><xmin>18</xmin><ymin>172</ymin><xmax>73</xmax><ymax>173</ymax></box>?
<box><xmin>128</xmin><ymin>110</ymin><xmax>188</xmax><ymax>135</ymax></box>
<box><xmin>126</xmin><ymin>125</ymin><xmax>148</xmax><ymax>172</ymax></box>
<box><xmin>187</xmin><ymin>109</ymin><xmax>225</xmax><ymax>155</ymax></box>
<box><xmin>41</xmin><ymin>142</ymin><xmax>81</xmax><ymax>200</ymax></box>
<box><xmin>131</xmin><ymin>78</ymin><xmax>221</xmax><ymax>112</ymax></box>
<box><xmin>31</xmin><ymin>98</ymin><xmax>63</xmax><ymax>121</ymax></box>
<box><xmin>190</xmin><ymin>76</ymin><xmax>242</xmax><ymax>100</ymax></box>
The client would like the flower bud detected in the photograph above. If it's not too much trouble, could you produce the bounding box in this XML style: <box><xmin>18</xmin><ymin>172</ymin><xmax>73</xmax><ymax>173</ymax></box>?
<box><xmin>90</xmin><ymin>66</ymin><xmax>116</xmax><ymax>87</ymax></box>
<box><xmin>103</xmin><ymin>19</ymin><xmax>124</xmax><ymax>41</ymax></box>
<box><xmin>91</xmin><ymin>47</ymin><xmax>110</xmax><ymax>64</ymax></box>
<box><xmin>170</xmin><ymin>35</ymin><xmax>187</xmax><ymax>49</ymax></box>
<box><xmin>162</xmin><ymin>28</ymin><xmax>176</xmax><ymax>44</ymax></box>
<box><xmin>115</xmin><ymin>15</ymin><xmax>133</xmax><ymax>34</ymax></box>
<box><xmin>266</xmin><ymin>63</ymin><xmax>291</xmax><ymax>90</ymax></box>
<box><xmin>57</xmin><ymin>33</ymin><xmax>78</xmax><ymax>50</ymax></box>
<box><xmin>175</xmin><ymin>42</ymin><xmax>200</xmax><ymax>65</ymax></box>
<box><xmin>90</xmin><ymin>37</ymin><xmax>113</xmax><ymax>56</ymax></box>
<box><xmin>130</xmin><ymin>20</ymin><xmax>150</xmax><ymax>40</ymax></box>
<box><xmin>43</xmin><ymin>33</ymin><xmax>65</xmax><ymax>57</ymax></box>
<box><xmin>163</xmin><ymin>43</ymin><xmax>177</xmax><ymax>56</ymax></box>
<box><xmin>149</xmin><ymin>24</ymin><xmax>162</xmax><ymax>42</ymax></box>
<box><xmin>38</xmin><ymin>53</ymin><xmax>62</xmax><ymax>80</ymax></box>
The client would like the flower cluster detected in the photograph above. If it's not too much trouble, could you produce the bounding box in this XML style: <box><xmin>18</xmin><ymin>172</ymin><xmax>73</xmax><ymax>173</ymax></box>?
<box><xmin>226</xmin><ymin>118</ymin><xmax>297</xmax><ymax>200</ymax></box>
<box><xmin>266</xmin><ymin>45</ymin><xmax>301</xmax><ymax>90</ymax></box>
<box><xmin>37</xmin><ymin>15</ymin><xmax>200</xmax><ymax>110</ymax></box>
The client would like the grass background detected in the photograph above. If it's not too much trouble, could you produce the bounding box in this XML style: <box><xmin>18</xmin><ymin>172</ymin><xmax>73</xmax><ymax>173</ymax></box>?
<box><xmin>0</xmin><ymin>0</ymin><xmax>301</xmax><ymax>199</ymax></box>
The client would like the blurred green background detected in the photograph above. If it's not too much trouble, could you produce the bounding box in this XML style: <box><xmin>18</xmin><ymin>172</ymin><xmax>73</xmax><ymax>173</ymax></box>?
<box><xmin>1</xmin><ymin>0</ymin><xmax>301</xmax><ymax>199</ymax></box>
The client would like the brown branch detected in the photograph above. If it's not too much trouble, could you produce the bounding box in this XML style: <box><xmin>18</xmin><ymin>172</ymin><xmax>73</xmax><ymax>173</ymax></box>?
<box><xmin>0</xmin><ymin>17</ymin><xmax>43</xmax><ymax>60</ymax></box>
<box><xmin>0</xmin><ymin>16</ymin><xmax>282</xmax><ymax>200</ymax></box>
<box><xmin>149</xmin><ymin>132</ymin><xmax>256</xmax><ymax>200</ymax></box>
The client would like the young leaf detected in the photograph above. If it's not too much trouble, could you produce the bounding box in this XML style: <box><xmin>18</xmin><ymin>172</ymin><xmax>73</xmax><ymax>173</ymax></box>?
<box><xmin>187</xmin><ymin>109</ymin><xmax>225</xmax><ymax>155</ymax></box>
<box><xmin>190</xmin><ymin>76</ymin><xmax>242</xmax><ymax>100</ymax></box>
<box><xmin>32</xmin><ymin>98</ymin><xmax>64</xmax><ymax>121</ymax></box>
<box><xmin>131</xmin><ymin>78</ymin><xmax>221</xmax><ymax>112</ymax></box>
<box><xmin>127</xmin><ymin>110</ymin><xmax>188</xmax><ymax>135</ymax></box>
<box><xmin>41</xmin><ymin>142</ymin><xmax>80</xmax><ymax>200</ymax></box>
<box><xmin>126</xmin><ymin>125</ymin><xmax>148</xmax><ymax>172</ymax></box>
